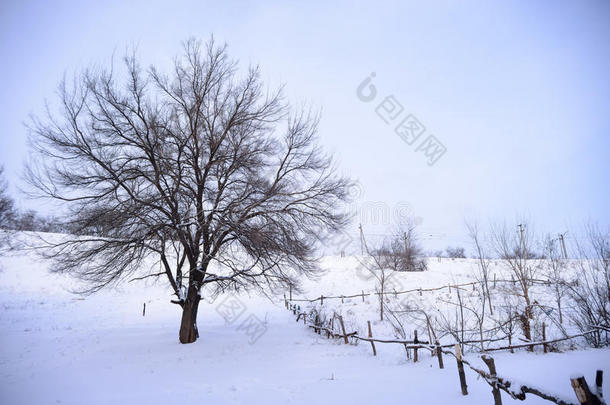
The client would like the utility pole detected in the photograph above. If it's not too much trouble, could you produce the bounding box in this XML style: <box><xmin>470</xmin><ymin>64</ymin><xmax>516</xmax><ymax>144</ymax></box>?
<box><xmin>558</xmin><ymin>233</ymin><xmax>568</xmax><ymax>259</ymax></box>
<box><xmin>518</xmin><ymin>224</ymin><xmax>527</xmax><ymax>260</ymax></box>
<box><xmin>359</xmin><ymin>223</ymin><xmax>365</xmax><ymax>255</ymax></box>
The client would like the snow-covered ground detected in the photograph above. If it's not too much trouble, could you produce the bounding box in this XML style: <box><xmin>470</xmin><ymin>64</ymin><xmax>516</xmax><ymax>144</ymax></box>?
<box><xmin>0</xmin><ymin>244</ymin><xmax>607</xmax><ymax>404</ymax></box>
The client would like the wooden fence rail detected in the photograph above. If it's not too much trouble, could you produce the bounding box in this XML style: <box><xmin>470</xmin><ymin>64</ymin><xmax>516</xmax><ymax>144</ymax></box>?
<box><xmin>288</xmin><ymin>278</ymin><xmax>560</xmax><ymax>303</ymax></box>
<box><xmin>292</xmin><ymin>308</ymin><xmax>601</xmax><ymax>354</ymax></box>
<box><xmin>289</xmin><ymin>305</ymin><xmax>606</xmax><ymax>405</ymax></box>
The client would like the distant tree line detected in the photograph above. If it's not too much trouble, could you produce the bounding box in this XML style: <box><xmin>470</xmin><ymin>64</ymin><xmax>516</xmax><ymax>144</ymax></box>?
<box><xmin>0</xmin><ymin>166</ymin><xmax>63</xmax><ymax>234</ymax></box>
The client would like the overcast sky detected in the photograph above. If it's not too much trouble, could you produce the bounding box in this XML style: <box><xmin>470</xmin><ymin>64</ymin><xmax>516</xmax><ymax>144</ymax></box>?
<box><xmin>1</xmin><ymin>0</ymin><xmax>608</xmax><ymax>253</ymax></box>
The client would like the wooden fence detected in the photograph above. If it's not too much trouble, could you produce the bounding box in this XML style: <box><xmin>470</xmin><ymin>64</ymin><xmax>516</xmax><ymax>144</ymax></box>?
<box><xmin>287</xmin><ymin>277</ymin><xmax>558</xmax><ymax>304</ymax></box>
<box><xmin>286</xmin><ymin>302</ymin><xmax>606</xmax><ymax>405</ymax></box>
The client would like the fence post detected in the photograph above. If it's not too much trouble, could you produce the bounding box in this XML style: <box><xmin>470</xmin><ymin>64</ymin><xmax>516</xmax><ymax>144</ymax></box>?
<box><xmin>435</xmin><ymin>340</ymin><xmax>444</xmax><ymax>369</ymax></box>
<box><xmin>289</xmin><ymin>284</ymin><xmax>292</xmax><ymax>301</ymax></box>
<box><xmin>482</xmin><ymin>355</ymin><xmax>502</xmax><ymax>405</ymax></box>
<box><xmin>571</xmin><ymin>375</ymin><xmax>602</xmax><ymax>405</ymax></box>
<box><xmin>542</xmin><ymin>322</ymin><xmax>547</xmax><ymax>353</ymax></box>
<box><xmin>595</xmin><ymin>370</ymin><xmax>603</xmax><ymax>399</ymax></box>
<box><xmin>362</xmin><ymin>290</ymin><xmax>365</xmax><ymax>302</ymax></box>
<box><xmin>142</xmin><ymin>303</ymin><xmax>146</xmax><ymax>317</ymax></box>
<box><xmin>455</xmin><ymin>344</ymin><xmax>468</xmax><ymax>395</ymax></box>
<box><xmin>320</xmin><ymin>295</ymin><xmax>324</xmax><ymax>305</ymax></box>
<box><xmin>367</xmin><ymin>321</ymin><xmax>377</xmax><ymax>356</ymax></box>
<box><xmin>338</xmin><ymin>315</ymin><xmax>348</xmax><ymax>344</ymax></box>
<box><xmin>413</xmin><ymin>330</ymin><xmax>418</xmax><ymax>363</ymax></box>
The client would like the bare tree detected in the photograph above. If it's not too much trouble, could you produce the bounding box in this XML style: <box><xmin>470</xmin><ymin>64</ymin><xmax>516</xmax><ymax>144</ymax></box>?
<box><xmin>466</xmin><ymin>221</ymin><xmax>493</xmax><ymax>314</ymax></box>
<box><xmin>0</xmin><ymin>165</ymin><xmax>16</xmax><ymax>250</ymax></box>
<box><xmin>399</xmin><ymin>222</ymin><xmax>427</xmax><ymax>272</ymax></box>
<box><xmin>358</xmin><ymin>225</ymin><xmax>426</xmax><ymax>320</ymax></box>
<box><xmin>568</xmin><ymin>224</ymin><xmax>610</xmax><ymax>347</ymax></box>
<box><xmin>437</xmin><ymin>284</ymin><xmax>488</xmax><ymax>352</ymax></box>
<box><xmin>25</xmin><ymin>38</ymin><xmax>352</xmax><ymax>343</ymax></box>
<box><xmin>490</xmin><ymin>221</ymin><xmax>538</xmax><ymax>348</ymax></box>
<box><xmin>494</xmin><ymin>296</ymin><xmax>519</xmax><ymax>352</ymax></box>
<box><xmin>542</xmin><ymin>234</ymin><xmax>569</xmax><ymax>325</ymax></box>
<box><xmin>445</xmin><ymin>246</ymin><xmax>466</xmax><ymax>259</ymax></box>
<box><xmin>372</xmin><ymin>224</ymin><xmax>427</xmax><ymax>273</ymax></box>
<box><xmin>357</xmin><ymin>251</ymin><xmax>394</xmax><ymax>321</ymax></box>
<box><xmin>0</xmin><ymin>166</ymin><xmax>16</xmax><ymax>230</ymax></box>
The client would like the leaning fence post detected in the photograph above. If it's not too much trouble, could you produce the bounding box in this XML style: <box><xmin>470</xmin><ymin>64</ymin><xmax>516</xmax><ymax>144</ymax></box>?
<box><xmin>482</xmin><ymin>355</ymin><xmax>502</xmax><ymax>405</ymax></box>
<box><xmin>367</xmin><ymin>321</ymin><xmax>377</xmax><ymax>356</ymax></box>
<box><xmin>435</xmin><ymin>340</ymin><xmax>444</xmax><ymax>369</ymax></box>
<box><xmin>455</xmin><ymin>344</ymin><xmax>468</xmax><ymax>395</ymax></box>
<box><xmin>571</xmin><ymin>375</ymin><xmax>602</xmax><ymax>405</ymax></box>
<box><xmin>142</xmin><ymin>302</ymin><xmax>146</xmax><ymax>317</ymax></box>
<box><xmin>413</xmin><ymin>330</ymin><xmax>419</xmax><ymax>363</ymax></box>
<box><xmin>338</xmin><ymin>315</ymin><xmax>348</xmax><ymax>344</ymax></box>
<box><xmin>362</xmin><ymin>290</ymin><xmax>365</xmax><ymax>302</ymax></box>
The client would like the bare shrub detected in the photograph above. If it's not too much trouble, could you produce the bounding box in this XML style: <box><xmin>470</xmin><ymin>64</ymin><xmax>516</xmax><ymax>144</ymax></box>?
<box><xmin>568</xmin><ymin>224</ymin><xmax>610</xmax><ymax>347</ymax></box>
<box><xmin>445</xmin><ymin>246</ymin><xmax>466</xmax><ymax>258</ymax></box>
<box><xmin>542</xmin><ymin>234</ymin><xmax>569</xmax><ymax>325</ymax></box>
<box><xmin>490</xmin><ymin>221</ymin><xmax>539</xmax><ymax>349</ymax></box>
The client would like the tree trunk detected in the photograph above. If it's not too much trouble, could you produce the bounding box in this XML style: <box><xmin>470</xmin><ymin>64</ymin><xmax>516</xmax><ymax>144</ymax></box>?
<box><xmin>179</xmin><ymin>283</ymin><xmax>201</xmax><ymax>344</ymax></box>
<box><xmin>485</xmin><ymin>277</ymin><xmax>493</xmax><ymax>315</ymax></box>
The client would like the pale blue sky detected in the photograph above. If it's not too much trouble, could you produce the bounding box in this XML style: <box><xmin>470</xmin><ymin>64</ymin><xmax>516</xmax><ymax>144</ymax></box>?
<box><xmin>0</xmin><ymin>0</ymin><xmax>608</xmax><ymax>252</ymax></box>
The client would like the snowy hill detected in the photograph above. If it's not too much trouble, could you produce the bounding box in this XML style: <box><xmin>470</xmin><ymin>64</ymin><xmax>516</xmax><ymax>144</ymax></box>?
<box><xmin>0</xmin><ymin>238</ymin><xmax>608</xmax><ymax>404</ymax></box>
